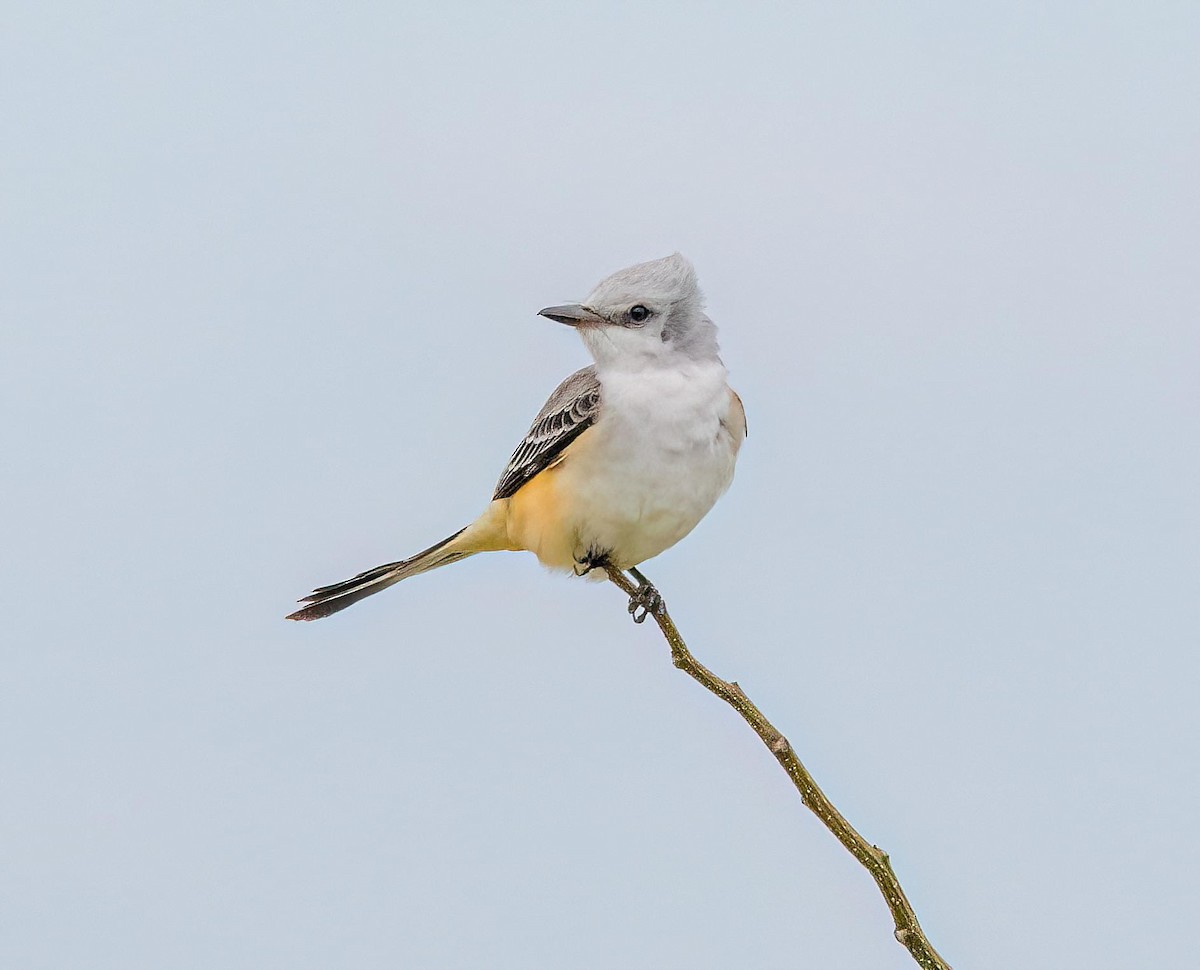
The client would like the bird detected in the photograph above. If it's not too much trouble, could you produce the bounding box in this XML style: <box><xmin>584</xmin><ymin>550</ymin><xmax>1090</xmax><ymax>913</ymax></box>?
<box><xmin>287</xmin><ymin>253</ymin><xmax>746</xmax><ymax>623</ymax></box>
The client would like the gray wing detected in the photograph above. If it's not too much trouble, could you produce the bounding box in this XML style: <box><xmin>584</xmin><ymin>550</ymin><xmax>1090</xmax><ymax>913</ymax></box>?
<box><xmin>493</xmin><ymin>365</ymin><xmax>601</xmax><ymax>500</ymax></box>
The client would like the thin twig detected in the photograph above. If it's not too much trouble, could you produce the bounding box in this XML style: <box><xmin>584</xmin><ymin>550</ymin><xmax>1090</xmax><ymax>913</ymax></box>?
<box><xmin>606</xmin><ymin>564</ymin><xmax>952</xmax><ymax>970</ymax></box>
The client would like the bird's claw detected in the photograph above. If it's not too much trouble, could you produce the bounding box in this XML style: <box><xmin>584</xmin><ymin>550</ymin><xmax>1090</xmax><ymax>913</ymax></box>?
<box><xmin>628</xmin><ymin>583</ymin><xmax>663</xmax><ymax>624</ymax></box>
<box><xmin>574</xmin><ymin>549</ymin><xmax>611</xmax><ymax>577</ymax></box>
<box><xmin>575</xmin><ymin>556</ymin><xmax>662</xmax><ymax>623</ymax></box>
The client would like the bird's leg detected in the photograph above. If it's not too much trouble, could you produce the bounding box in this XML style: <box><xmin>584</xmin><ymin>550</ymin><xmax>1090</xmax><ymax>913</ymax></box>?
<box><xmin>575</xmin><ymin>552</ymin><xmax>663</xmax><ymax>623</ymax></box>
<box><xmin>626</xmin><ymin>566</ymin><xmax>664</xmax><ymax>624</ymax></box>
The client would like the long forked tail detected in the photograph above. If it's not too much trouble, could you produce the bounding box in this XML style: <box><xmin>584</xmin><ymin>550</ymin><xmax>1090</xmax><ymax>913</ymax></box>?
<box><xmin>287</xmin><ymin>527</ymin><xmax>473</xmax><ymax>621</ymax></box>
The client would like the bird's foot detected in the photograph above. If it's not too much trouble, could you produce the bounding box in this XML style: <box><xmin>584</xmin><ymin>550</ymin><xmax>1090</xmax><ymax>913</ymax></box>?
<box><xmin>573</xmin><ymin>548</ymin><xmax>612</xmax><ymax>577</ymax></box>
<box><xmin>627</xmin><ymin>567</ymin><xmax>664</xmax><ymax>624</ymax></box>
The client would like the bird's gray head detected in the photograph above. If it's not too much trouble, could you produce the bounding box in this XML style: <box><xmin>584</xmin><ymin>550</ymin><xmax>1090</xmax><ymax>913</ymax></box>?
<box><xmin>539</xmin><ymin>253</ymin><xmax>721</xmax><ymax>368</ymax></box>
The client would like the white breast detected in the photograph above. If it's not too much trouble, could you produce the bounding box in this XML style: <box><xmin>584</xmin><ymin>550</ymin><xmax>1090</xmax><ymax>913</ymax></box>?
<box><xmin>559</xmin><ymin>359</ymin><xmax>742</xmax><ymax>567</ymax></box>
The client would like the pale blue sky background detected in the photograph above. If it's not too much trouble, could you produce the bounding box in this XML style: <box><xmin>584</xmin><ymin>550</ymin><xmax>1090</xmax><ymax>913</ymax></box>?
<box><xmin>2</xmin><ymin>2</ymin><xmax>1197</xmax><ymax>968</ymax></box>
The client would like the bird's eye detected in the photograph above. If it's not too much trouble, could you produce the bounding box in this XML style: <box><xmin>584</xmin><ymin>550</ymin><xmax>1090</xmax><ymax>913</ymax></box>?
<box><xmin>629</xmin><ymin>305</ymin><xmax>650</xmax><ymax>323</ymax></box>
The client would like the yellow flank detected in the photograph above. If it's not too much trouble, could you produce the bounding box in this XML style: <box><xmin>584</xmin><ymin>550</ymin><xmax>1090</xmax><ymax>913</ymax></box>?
<box><xmin>448</xmin><ymin>429</ymin><xmax>596</xmax><ymax>570</ymax></box>
<box><xmin>501</xmin><ymin>427</ymin><xmax>600</xmax><ymax>570</ymax></box>
<box><xmin>503</xmin><ymin>461</ymin><xmax>574</xmax><ymax>570</ymax></box>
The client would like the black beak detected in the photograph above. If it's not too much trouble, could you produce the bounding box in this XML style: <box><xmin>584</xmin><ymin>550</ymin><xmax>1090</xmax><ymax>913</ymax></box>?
<box><xmin>538</xmin><ymin>304</ymin><xmax>608</xmax><ymax>328</ymax></box>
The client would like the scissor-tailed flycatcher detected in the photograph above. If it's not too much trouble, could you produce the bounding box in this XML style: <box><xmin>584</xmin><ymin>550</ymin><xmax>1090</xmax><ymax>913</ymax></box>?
<box><xmin>287</xmin><ymin>253</ymin><xmax>745</xmax><ymax>622</ymax></box>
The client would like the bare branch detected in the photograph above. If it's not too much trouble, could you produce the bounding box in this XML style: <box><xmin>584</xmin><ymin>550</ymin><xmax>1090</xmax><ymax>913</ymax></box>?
<box><xmin>605</xmin><ymin>564</ymin><xmax>952</xmax><ymax>970</ymax></box>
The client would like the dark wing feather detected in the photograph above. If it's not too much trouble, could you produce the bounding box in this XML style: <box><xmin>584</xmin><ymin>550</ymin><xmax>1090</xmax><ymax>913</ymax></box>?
<box><xmin>493</xmin><ymin>366</ymin><xmax>601</xmax><ymax>500</ymax></box>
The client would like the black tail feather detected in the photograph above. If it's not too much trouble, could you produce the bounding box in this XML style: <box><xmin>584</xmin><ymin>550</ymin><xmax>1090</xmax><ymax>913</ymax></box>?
<box><xmin>286</xmin><ymin>528</ymin><xmax>467</xmax><ymax>622</ymax></box>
